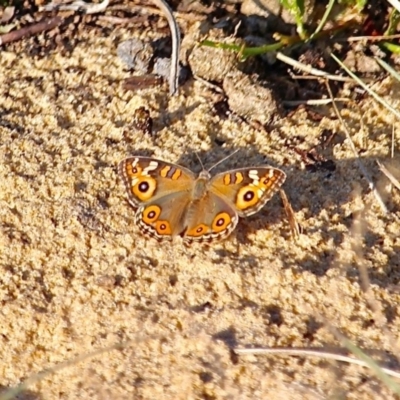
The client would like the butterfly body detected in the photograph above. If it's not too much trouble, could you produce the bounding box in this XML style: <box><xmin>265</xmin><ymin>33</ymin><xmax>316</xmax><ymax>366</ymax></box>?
<box><xmin>119</xmin><ymin>156</ymin><xmax>286</xmax><ymax>244</ymax></box>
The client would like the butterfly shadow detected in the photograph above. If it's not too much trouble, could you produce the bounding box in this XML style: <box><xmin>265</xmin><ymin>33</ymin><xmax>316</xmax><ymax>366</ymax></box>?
<box><xmin>193</xmin><ymin>146</ymin><xmax>399</xmax><ymax>289</ymax></box>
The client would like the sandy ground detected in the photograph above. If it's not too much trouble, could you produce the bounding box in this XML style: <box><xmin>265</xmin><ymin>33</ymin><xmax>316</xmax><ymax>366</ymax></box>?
<box><xmin>1</xmin><ymin>17</ymin><xmax>400</xmax><ymax>400</ymax></box>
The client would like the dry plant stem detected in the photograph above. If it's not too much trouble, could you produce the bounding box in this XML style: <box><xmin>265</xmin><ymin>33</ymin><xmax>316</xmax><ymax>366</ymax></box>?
<box><xmin>332</xmin><ymin>54</ymin><xmax>400</xmax><ymax>121</ymax></box>
<box><xmin>0</xmin><ymin>17</ymin><xmax>62</xmax><ymax>45</ymax></box>
<box><xmin>152</xmin><ymin>0</ymin><xmax>180</xmax><ymax>95</ymax></box>
<box><xmin>193</xmin><ymin>74</ymin><xmax>225</xmax><ymax>93</ymax></box>
<box><xmin>97</xmin><ymin>15</ymin><xmax>149</xmax><ymax>25</ymax></box>
<box><xmin>39</xmin><ymin>0</ymin><xmax>110</xmax><ymax>13</ymax></box>
<box><xmin>276</xmin><ymin>52</ymin><xmax>352</xmax><ymax>82</ymax></box>
<box><xmin>325</xmin><ymin>81</ymin><xmax>388</xmax><ymax>213</ymax></box>
<box><xmin>392</xmin><ymin>124</ymin><xmax>395</xmax><ymax>158</ymax></box>
<box><xmin>291</xmin><ymin>73</ymin><xmax>375</xmax><ymax>84</ymax></box>
<box><xmin>377</xmin><ymin>161</ymin><xmax>400</xmax><ymax>191</ymax></box>
<box><xmin>280</xmin><ymin>189</ymin><xmax>300</xmax><ymax>238</ymax></box>
<box><xmin>283</xmin><ymin>98</ymin><xmax>350</xmax><ymax>106</ymax></box>
<box><xmin>326</xmin><ymin>322</ymin><xmax>400</xmax><ymax>393</ymax></box>
<box><xmin>235</xmin><ymin>347</ymin><xmax>400</xmax><ymax>379</ymax></box>
<box><xmin>347</xmin><ymin>34</ymin><xmax>400</xmax><ymax>41</ymax></box>
<box><xmin>123</xmin><ymin>75</ymin><xmax>163</xmax><ymax>91</ymax></box>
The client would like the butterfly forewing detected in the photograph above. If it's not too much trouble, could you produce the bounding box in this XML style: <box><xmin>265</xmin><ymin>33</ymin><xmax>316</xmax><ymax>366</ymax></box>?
<box><xmin>210</xmin><ymin>166</ymin><xmax>286</xmax><ymax>217</ymax></box>
<box><xmin>119</xmin><ymin>157</ymin><xmax>196</xmax><ymax>208</ymax></box>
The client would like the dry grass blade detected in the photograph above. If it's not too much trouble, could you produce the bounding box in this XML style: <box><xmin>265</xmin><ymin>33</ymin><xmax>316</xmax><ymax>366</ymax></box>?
<box><xmin>331</xmin><ymin>329</ymin><xmax>400</xmax><ymax>394</ymax></box>
<box><xmin>331</xmin><ymin>53</ymin><xmax>400</xmax><ymax>121</ymax></box>
<box><xmin>377</xmin><ymin>161</ymin><xmax>400</xmax><ymax>191</ymax></box>
<box><xmin>235</xmin><ymin>347</ymin><xmax>400</xmax><ymax>381</ymax></box>
<box><xmin>283</xmin><ymin>98</ymin><xmax>350</xmax><ymax>106</ymax></box>
<box><xmin>276</xmin><ymin>52</ymin><xmax>352</xmax><ymax>82</ymax></box>
<box><xmin>347</xmin><ymin>34</ymin><xmax>400</xmax><ymax>41</ymax></box>
<box><xmin>374</xmin><ymin>56</ymin><xmax>400</xmax><ymax>81</ymax></box>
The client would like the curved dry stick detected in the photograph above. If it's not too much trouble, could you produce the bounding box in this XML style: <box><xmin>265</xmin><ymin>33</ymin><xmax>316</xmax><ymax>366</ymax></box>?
<box><xmin>152</xmin><ymin>0</ymin><xmax>180</xmax><ymax>95</ymax></box>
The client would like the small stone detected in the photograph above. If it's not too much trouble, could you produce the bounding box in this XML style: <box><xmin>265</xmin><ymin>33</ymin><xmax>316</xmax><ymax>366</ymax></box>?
<box><xmin>117</xmin><ymin>38</ymin><xmax>153</xmax><ymax>73</ymax></box>
<box><xmin>152</xmin><ymin>58</ymin><xmax>188</xmax><ymax>84</ymax></box>
<box><xmin>189</xmin><ymin>43</ymin><xmax>239</xmax><ymax>82</ymax></box>
<box><xmin>223</xmin><ymin>70</ymin><xmax>281</xmax><ymax>126</ymax></box>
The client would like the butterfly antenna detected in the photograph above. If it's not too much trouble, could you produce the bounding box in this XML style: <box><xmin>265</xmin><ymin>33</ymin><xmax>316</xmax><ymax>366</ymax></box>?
<box><xmin>195</xmin><ymin>152</ymin><xmax>205</xmax><ymax>171</ymax></box>
<box><xmin>208</xmin><ymin>149</ymin><xmax>240</xmax><ymax>172</ymax></box>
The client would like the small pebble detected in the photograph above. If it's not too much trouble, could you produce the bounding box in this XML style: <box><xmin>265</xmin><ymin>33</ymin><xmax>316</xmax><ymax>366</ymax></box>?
<box><xmin>117</xmin><ymin>38</ymin><xmax>153</xmax><ymax>73</ymax></box>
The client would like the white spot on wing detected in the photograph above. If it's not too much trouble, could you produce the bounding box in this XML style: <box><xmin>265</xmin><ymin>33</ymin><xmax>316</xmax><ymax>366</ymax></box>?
<box><xmin>249</xmin><ymin>170</ymin><xmax>259</xmax><ymax>182</ymax></box>
<box><xmin>143</xmin><ymin>161</ymin><xmax>158</xmax><ymax>175</ymax></box>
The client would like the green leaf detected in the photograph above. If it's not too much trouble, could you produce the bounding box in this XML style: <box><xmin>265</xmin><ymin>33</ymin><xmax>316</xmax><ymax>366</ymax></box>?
<box><xmin>280</xmin><ymin>0</ymin><xmax>307</xmax><ymax>38</ymax></box>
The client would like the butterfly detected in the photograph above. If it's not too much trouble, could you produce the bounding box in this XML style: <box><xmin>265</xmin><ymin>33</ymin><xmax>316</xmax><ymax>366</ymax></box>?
<box><xmin>118</xmin><ymin>156</ymin><xmax>286</xmax><ymax>245</ymax></box>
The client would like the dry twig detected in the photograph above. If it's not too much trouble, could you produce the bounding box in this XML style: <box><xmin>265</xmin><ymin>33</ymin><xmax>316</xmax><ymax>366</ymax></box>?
<box><xmin>377</xmin><ymin>161</ymin><xmax>400</xmax><ymax>192</ymax></box>
<box><xmin>39</xmin><ymin>0</ymin><xmax>110</xmax><ymax>14</ymax></box>
<box><xmin>0</xmin><ymin>17</ymin><xmax>62</xmax><ymax>45</ymax></box>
